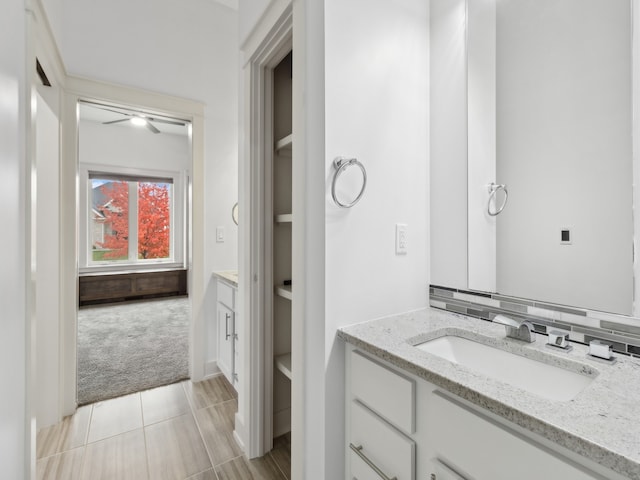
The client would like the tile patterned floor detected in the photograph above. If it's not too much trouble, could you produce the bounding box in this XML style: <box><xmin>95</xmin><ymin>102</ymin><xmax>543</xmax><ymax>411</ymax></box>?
<box><xmin>36</xmin><ymin>376</ymin><xmax>291</xmax><ymax>480</ymax></box>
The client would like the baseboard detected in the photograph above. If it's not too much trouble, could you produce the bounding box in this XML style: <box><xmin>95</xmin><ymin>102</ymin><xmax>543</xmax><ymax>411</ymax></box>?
<box><xmin>204</xmin><ymin>361</ymin><xmax>220</xmax><ymax>379</ymax></box>
<box><xmin>234</xmin><ymin>412</ymin><xmax>247</xmax><ymax>454</ymax></box>
<box><xmin>273</xmin><ymin>407</ymin><xmax>291</xmax><ymax>438</ymax></box>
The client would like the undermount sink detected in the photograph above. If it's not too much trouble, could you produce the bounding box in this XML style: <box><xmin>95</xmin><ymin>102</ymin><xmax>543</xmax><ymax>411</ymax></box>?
<box><xmin>415</xmin><ymin>335</ymin><xmax>596</xmax><ymax>401</ymax></box>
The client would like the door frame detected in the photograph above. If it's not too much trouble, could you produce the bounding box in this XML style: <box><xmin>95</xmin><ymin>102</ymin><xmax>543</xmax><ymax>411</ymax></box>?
<box><xmin>60</xmin><ymin>78</ymin><xmax>206</xmax><ymax>415</ymax></box>
<box><xmin>239</xmin><ymin>1</ymin><xmax>292</xmax><ymax>458</ymax></box>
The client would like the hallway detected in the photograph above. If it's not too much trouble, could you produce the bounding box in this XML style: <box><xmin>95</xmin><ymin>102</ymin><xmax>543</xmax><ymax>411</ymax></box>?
<box><xmin>36</xmin><ymin>376</ymin><xmax>290</xmax><ymax>480</ymax></box>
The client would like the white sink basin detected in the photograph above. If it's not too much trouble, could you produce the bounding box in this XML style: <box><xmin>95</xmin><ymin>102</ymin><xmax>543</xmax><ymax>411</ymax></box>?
<box><xmin>415</xmin><ymin>335</ymin><xmax>595</xmax><ymax>401</ymax></box>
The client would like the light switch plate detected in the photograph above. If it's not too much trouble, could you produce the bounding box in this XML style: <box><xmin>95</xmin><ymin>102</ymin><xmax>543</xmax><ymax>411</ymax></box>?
<box><xmin>216</xmin><ymin>226</ymin><xmax>225</xmax><ymax>243</ymax></box>
<box><xmin>396</xmin><ymin>223</ymin><xmax>408</xmax><ymax>255</ymax></box>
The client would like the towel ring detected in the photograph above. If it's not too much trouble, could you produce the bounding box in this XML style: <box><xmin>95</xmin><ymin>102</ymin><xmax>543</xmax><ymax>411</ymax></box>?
<box><xmin>331</xmin><ymin>157</ymin><xmax>367</xmax><ymax>208</ymax></box>
<box><xmin>487</xmin><ymin>183</ymin><xmax>508</xmax><ymax>216</ymax></box>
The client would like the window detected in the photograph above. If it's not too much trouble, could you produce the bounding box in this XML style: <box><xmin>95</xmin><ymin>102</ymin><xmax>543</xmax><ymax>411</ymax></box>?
<box><xmin>81</xmin><ymin>167</ymin><xmax>185</xmax><ymax>271</ymax></box>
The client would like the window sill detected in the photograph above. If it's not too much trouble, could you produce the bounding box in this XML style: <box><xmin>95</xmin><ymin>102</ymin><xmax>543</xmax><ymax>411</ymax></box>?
<box><xmin>79</xmin><ymin>262</ymin><xmax>185</xmax><ymax>277</ymax></box>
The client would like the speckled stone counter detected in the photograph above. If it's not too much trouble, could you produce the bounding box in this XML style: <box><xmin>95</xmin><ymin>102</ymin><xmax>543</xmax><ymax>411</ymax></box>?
<box><xmin>213</xmin><ymin>270</ymin><xmax>238</xmax><ymax>288</ymax></box>
<box><xmin>338</xmin><ymin>308</ymin><xmax>640</xmax><ymax>480</ymax></box>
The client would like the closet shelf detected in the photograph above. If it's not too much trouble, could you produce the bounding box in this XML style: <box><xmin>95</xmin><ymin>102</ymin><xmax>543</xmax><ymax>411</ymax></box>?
<box><xmin>275</xmin><ymin>134</ymin><xmax>292</xmax><ymax>155</ymax></box>
<box><xmin>275</xmin><ymin>213</ymin><xmax>293</xmax><ymax>223</ymax></box>
<box><xmin>275</xmin><ymin>353</ymin><xmax>292</xmax><ymax>380</ymax></box>
<box><xmin>275</xmin><ymin>285</ymin><xmax>292</xmax><ymax>300</ymax></box>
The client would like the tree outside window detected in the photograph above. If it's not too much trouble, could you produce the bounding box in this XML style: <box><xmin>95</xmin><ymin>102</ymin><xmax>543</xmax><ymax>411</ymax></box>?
<box><xmin>91</xmin><ymin>177</ymin><xmax>172</xmax><ymax>263</ymax></box>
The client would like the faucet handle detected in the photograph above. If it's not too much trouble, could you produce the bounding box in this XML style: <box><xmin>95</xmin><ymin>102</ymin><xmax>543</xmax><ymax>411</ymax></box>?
<box><xmin>547</xmin><ymin>330</ymin><xmax>570</xmax><ymax>350</ymax></box>
<box><xmin>589</xmin><ymin>340</ymin><xmax>613</xmax><ymax>360</ymax></box>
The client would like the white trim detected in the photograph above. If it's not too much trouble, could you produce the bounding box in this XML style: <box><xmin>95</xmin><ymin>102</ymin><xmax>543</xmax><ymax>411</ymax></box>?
<box><xmin>240</xmin><ymin>6</ymin><xmax>293</xmax><ymax>459</ymax></box>
<box><xmin>61</xmin><ymin>79</ymin><xmax>206</xmax><ymax>416</ymax></box>
<box><xmin>241</xmin><ymin>0</ymin><xmax>292</xmax><ymax>60</ymax></box>
<box><xmin>204</xmin><ymin>360</ymin><xmax>221</xmax><ymax>379</ymax></box>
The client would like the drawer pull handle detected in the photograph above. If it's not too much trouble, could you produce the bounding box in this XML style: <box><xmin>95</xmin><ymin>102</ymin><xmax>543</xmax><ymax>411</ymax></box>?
<box><xmin>225</xmin><ymin>313</ymin><xmax>231</xmax><ymax>339</ymax></box>
<box><xmin>349</xmin><ymin>443</ymin><xmax>397</xmax><ymax>480</ymax></box>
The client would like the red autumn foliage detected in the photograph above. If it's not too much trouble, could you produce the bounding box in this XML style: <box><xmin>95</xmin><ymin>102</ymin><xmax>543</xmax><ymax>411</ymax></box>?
<box><xmin>137</xmin><ymin>182</ymin><xmax>170</xmax><ymax>259</ymax></box>
<box><xmin>98</xmin><ymin>181</ymin><xmax>170</xmax><ymax>260</ymax></box>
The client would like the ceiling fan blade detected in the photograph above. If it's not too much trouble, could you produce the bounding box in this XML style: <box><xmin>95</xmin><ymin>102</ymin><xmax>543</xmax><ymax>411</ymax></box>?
<box><xmin>95</xmin><ymin>106</ymin><xmax>134</xmax><ymax>117</ymax></box>
<box><xmin>146</xmin><ymin>122</ymin><xmax>161</xmax><ymax>134</ymax></box>
<box><xmin>146</xmin><ymin>117</ymin><xmax>187</xmax><ymax>126</ymax></box>
<box><xmin>103</xmin><ymin>118</ymin><xmax>131</xmax><ymax>125</ymax></box>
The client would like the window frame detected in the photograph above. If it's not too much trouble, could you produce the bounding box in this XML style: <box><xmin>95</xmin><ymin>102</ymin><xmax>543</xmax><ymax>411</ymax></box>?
<box><xmin>79</xmin><ymin>163</ymin><xmax>187</xmax><ymax>273</ymax></box>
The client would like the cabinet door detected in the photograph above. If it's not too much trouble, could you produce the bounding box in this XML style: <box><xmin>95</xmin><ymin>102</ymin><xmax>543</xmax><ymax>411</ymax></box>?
<box><xmin>427</xmin><ymin>392</ymin><xmax>603</xmax><ymax>480</ymax></box>
<box><xmin>217</xmin><ymin>303</ymin><xmax>234</xmax><ymax>383</ymax></box>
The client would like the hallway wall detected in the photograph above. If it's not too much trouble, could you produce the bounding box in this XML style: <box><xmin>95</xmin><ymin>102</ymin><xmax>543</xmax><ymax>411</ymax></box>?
<box><xmin>1</xmin><ymin>1</ymin><xmax>29</xmax><ymax>478</ymax></box>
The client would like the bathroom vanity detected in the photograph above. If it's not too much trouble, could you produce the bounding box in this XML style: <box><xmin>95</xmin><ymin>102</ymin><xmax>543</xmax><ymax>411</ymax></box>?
<box><xmin>339</xmin><ymin>309</ymin><xmax>640</xmax><ymax>480</ymax></box>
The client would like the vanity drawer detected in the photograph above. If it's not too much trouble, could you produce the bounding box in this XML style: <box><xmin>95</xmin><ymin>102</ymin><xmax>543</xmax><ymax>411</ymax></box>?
<box><xmin>217</xmin><ymin>280</ymin><xmax>235</xmax><ymax>310</ymax></box>
<box><xmin>351</xmin><ymin>350</ymin><xmax>415</xmax><ymax>434</ymax></box>
<box><xmin>350</xmin><ymin>400</ymin><xmax>415</xmax><ymax>480</ymax></box>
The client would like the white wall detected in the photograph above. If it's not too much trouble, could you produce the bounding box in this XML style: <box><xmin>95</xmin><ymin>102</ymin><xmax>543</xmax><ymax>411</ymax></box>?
<box><xmin>77</xmin><ymin>118</ymin><xmax>190</xmax><ymax>270</ymax></box>
<box><xmin>240</xmin><ymin>2</ymin><xmax>429</xmax><ymax>476</ymax></box>
<box><xmin>58</xmin><ymin>0</ymin><xmax>239</xmax><ymax>369</ymax></box>
<box><xmin>429</xmin><ymin>0</ymin><xmax>468</xmax><ymax>290</ymax></box>
<box><xmin>239</xmin><ymin>0</ymin><xmax>272</xmax><ymax>45</ymax></box>
<box><xmin>496</xmin><ymin>0</ymin><xmax>633</xmax><ymax>314</ymax></box>
<box><xmin>36</xmin><ymin>91</ymin><xmax>61</xmax><ymax>429</ymax></box>
<box><xmin>79</xmin><ymin>120</ymin><xmax>190</xmax><ymax>172</ymax></box>
<box><xmin>0</xmin><ymin>0</ymin><xmax>28</xmax><ymax>478</ymax></box>
<box><xmin>321</xmin><ymin>1</ymin><xmax>430</xmax><ymax>477</ymax></box>
<box><xmin>40</xmin><ymin>0</ymin><xmax>64</xmax><ymax>49</ymax></box>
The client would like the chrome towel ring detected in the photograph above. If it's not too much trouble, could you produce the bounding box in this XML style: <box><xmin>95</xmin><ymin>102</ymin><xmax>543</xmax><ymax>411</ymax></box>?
<box><xmin>331</xmin><ymin>157</ymin><xmax>367</xmax><ymax>208</ymax></box>
<box><xmin>487</xmin><ymin>182</ymin><xmax>508</xmax><ymax>216</ymax></box>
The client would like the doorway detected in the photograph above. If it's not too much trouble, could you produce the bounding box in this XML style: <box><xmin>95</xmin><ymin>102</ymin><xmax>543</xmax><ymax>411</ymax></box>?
<box><xmin>75</xmin><ymin>101</ymin><xmax>192</xmax><ymax>404</ymax></box>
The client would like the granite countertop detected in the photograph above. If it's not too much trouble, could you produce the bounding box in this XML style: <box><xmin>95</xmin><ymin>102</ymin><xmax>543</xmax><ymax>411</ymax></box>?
<box><xmin>213</xmin><ymin>270</ymin><xmax>238</xmax><ymax>287</ymax></box>
<box><xmin>338</xmin><ymin>308</ymin><xmax>640</xmax><ymax>480</ymax></box>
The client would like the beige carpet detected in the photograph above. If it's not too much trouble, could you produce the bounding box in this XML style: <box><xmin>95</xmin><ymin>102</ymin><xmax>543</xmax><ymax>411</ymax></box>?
<box><xmin>77</xmin><ymin>296</ymin><xmax>189</xmax><ymax>405</ymax></box>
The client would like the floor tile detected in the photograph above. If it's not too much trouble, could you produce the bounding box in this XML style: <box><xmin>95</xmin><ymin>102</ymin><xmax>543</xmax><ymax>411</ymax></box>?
<box><xmin>37</xmin><ymin>405</ymin><xmax>92</xmax><ymax>459</ymax></box>
<box><xmin>215</xmin><ymin>455</ymin><xmax>284</xmax><ymax>480</ymax></box>
<box><xmin>145</xmin><ymin>413</ymin><xmax>212</xmax><ymax>480</ymax></box>
<box><xmin>141</xmin><ymin>382</ymin><xmax>191</xmax><ymax>426</ymax></box>
<box><xmin>183</xmin><ymin>375</ymin><xmax>236</xmax><ymax>410</ymax></box>
<box><xmin>80</xmin><ymin>429</ymin><xmax>148</xmax><ymax>480</ymax></box>
<box><xmin>195</xmin><ymin>400</ymin><xmax>242</xmax><ymax>465</ymax></box>
<box><xmin>37</xmin><ymin>447</ymin><xmax>84</xmax><ymax>480</ymax></box>
<box><xmin>87</xmin><ymin>393</ymin><xmax>143</xmax><ymax>443</ymax></box>
<box><xmin>37</xmin><ymin>425</ymin><xmax>63</xmax><ymax>460</ymax></box>
<box><xmin>186</xmin><ymin>469</ymin><xmax>218</xmax><ymax>480</ymax></box>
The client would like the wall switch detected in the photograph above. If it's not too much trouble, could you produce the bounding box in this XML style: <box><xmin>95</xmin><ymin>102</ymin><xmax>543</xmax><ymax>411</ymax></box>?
<box><xmin>396</xmin><ymin>223</ymin><xmax>408</xmax><ymax>255</ymax></box>
<box><xmin>216</xmin><ymin>226</ymin><xmax>225</xmax><ymax>243</ymax></box>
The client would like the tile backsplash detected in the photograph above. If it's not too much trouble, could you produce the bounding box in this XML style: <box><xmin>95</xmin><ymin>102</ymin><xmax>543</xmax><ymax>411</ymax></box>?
<box><xmin>430</xmin><ymin>285</ymin><xmax>640</xmax><ymax>358</ymax></box>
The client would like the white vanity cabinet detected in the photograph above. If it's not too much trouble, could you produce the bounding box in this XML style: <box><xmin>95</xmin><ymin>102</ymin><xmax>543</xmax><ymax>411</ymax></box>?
<box><xmin>345</xmin><ymin>345</ymin><xmax>626</xmax><ymax>480</ymax></box>
<box><xmin>217</xmin><ymin>279</ymin><xmax>237</xmax><ymax>387</ymax></box>
<box><xmin>348</xmin><ymin>350</ymin><xmax>416</xmax><ymax>480</ymax></box>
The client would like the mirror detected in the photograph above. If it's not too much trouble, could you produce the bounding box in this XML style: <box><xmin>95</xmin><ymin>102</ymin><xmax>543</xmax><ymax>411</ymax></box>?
<box><xmin>431</xmin><ymin>0</ymin><xmax>636</xmax><ymax>316</ymax></box>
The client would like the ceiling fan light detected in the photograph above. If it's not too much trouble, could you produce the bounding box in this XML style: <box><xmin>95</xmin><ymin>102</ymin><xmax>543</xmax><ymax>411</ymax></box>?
<box><xmin>130</xmin><ymin>117</ymin><xmax>147</xmax><ymax>127</ymax></box>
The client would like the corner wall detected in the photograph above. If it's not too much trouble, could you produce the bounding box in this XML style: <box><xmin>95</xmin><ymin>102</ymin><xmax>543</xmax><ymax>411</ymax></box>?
<box><xmin>321</xmin><ymin>0</ymin><xmax>430</xmax><ymax>477</ymax></box>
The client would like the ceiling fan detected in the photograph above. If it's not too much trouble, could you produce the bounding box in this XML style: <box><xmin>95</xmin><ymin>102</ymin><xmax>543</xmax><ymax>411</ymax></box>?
<box><xmin>99</xmin><ymin>106</ymin><xmax>186</xmax><ymax>134</ymax></box>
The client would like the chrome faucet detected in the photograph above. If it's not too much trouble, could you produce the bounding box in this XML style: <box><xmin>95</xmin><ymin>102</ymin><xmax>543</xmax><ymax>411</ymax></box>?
<box><xmin>493</xmin><ymin>314</ymin><xmax>536</xmax><ymax>343</ymax></box>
